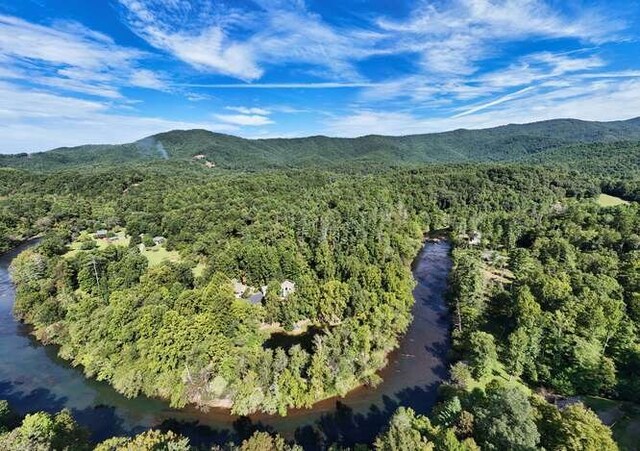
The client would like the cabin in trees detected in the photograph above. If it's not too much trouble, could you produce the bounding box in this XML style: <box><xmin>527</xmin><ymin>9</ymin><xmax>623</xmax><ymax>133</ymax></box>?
<box><xmin>95</xmin><ymin>229</ymin><xmax>108</xmax><ymax>239</ymax></box>
<box><xmin>469</xmin><ymin>231</ymin><xmax>482</xmax><ymax>246</ymax></box>
<box><xmin>459</xmin><ymin>231</ymin><xmax>482</xmax><ymax>246</ymax></box>
<box><xmin>153</xmin><ymin>236</ymin><xmax>166</xmax><ymax>245</ymax></box>
<box><xmin>232</xmin><ymin>281</ymin><xmax>265</xmax><ymax>305</ymax></box>
<box><xmin>233</xmin><ymin>279</ymin><xmax>295</xmax><ymax>304</ymax></box>
<box><xmin>233</xmin><ymin>280</ymin><xmax>248</xmax><ymax>298</ymax></box>
<box><xmin>248</xmin><ymin>291</ymin><xmax>265</xmax><ymax>305</ymax></box>
<box><xmin>280</xmin><ymin>280</ymin><xmax>296</xmax><ymax>297</ymax></box>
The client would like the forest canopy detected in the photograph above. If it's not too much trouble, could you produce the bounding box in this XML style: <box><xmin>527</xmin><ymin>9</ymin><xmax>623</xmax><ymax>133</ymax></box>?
<box><xmin>1</xmin><ymin>129</ymin><xmax>638</xmax><ymax>448</ymax></box>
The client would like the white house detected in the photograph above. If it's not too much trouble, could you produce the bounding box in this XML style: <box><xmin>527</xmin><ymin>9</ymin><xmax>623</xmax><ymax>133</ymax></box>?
<box><xmin>280</xmin><ymin>280</ymin><xmax>296</xmax><ymax>298</ymax></box>
<box><xmin>469</xmin><ymin>231</ymin><xmax>482</xmax><ymax>246</ymax></box>
<box><xmin>232</xmin><ymin>279</ymin><xmax>247</xmax><ymax>298</ymax></box>
<box><xmin>153</xmin><ymin>236</ymin><xmax>166</xmax><ymax>245</ymax></box>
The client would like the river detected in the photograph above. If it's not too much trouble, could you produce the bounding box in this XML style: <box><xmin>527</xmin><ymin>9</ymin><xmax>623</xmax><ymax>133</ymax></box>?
<box><xmin>0</xmin><ymin>240</ymin><xmax>451</xmax><ymax>449</ymax></box>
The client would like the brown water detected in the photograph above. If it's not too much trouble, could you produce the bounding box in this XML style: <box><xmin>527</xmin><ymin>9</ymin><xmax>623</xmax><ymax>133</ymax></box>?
<box><xmin>0</xmin><ymin>240</ymin><xmax>451</xmax><ymax>449</ymax></box>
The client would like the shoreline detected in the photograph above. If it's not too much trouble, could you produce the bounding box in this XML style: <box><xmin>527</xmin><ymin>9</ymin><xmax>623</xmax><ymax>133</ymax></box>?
<box><xmin>1</xmin><ymin>238</ymin><xmax>451</xmax><ymax>444</ymax></box>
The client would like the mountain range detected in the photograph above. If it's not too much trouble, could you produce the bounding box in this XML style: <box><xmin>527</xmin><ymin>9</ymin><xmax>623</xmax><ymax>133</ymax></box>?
<box><xmin>2</xmin><ymin>117</ymin><xmax>640</xmax><ymax>171</ymax></box>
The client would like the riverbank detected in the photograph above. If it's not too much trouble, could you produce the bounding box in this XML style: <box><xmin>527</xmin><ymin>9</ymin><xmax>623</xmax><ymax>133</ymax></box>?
<box><xmin>0</xmin><ymin>240</ymin><xmax>452</xmax><ymax>449</ymax></box>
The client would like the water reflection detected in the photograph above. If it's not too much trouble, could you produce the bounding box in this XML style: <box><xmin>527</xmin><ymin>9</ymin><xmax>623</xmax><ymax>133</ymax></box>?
<box><xmin>0</xmin><ymin>240</ymin><xmax>451</xmax><ymax>448</ymax></box>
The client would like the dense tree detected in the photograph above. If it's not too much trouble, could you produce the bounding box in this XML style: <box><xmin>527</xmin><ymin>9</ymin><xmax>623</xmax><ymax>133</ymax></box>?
<box><xmin>95</xmin><ymin>430</ymin><xmax>190</xmax><ymax>451</ymax></box>
<box><xmin>558</xmin><ymin>403</ymin><xmax>617</xmax><ymax>451</ymax></box>
<box><xmin>466</xmin><ymin>332</ymin><xmax>498</xmax><ymax>379</ymax></box>
<box><xmin>0</xmin><ymin>401</ymin><xmax>14</xmax><ymax>434</ymax></box>
<box><xmin>234</xmin><ymin>431</ymin><xmax>301</xmax><ymax>451</ymax></box>
<box><xmin>0</xmin><ymin>147</ymin><xmax>629</xmax><ymax>448</ymax></box>
<box><xmin>471</xmin><ymin>381</ymin><xmax>540</xmax><ymax>451</ymax></box>
<box><xmin>0</xmin><ymin>409</ymin><xmax>89</xmax><ymax>451</ymax></box>
<box><xmin>374</xmin><ymin>408</ymin><xmax>433</xmax><ymax>451</ymax></box>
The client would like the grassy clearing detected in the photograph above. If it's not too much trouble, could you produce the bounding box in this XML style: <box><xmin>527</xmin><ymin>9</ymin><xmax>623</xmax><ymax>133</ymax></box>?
<box><xmin>64</xmin><ymin>230</ymin><xmax>129</xmax><ymax>258</ymax></box>
<box><xmin>583</xmin><ymin>396</ymin><xmax>619</xmax><ymax>411</ymax></box>
<box><xmin>463</xmin><ymin>364</ymin><xmax>529</xmax><ymax>394</ymax></box>
<box><xmin>260</xmin><ymin>319</ymin><xmax>312</xmax><ymax>336</ymax></box>
<box><xmin>193</xmin><ymin>262</ymin><xmax>207</xmax><ymax>278</ymax></box>
<box><xmin>597</xmin><ymin>193</ymin><xmax>629</xmax><ymax>207</ymax></box>
<box><xmin>140</xmin><ymin>244</ymin><xmax>181</xmax><ymax>267</ymax></box>
<box><xmin>583</xmin><ymin>396</ymin><xmax>640</xmax><ymax>450</ymax></box>
<box><xmin>64</xmin><ymin>230</ymin><xmax>181</xmax><ymax>268</ymax></box>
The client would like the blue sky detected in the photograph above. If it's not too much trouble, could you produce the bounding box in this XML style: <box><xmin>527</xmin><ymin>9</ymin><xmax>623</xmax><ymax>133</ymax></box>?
<box><xmin>1</xmin><ymin>0</ymin><xmax>639</xmax><ymax>153</ymax></box>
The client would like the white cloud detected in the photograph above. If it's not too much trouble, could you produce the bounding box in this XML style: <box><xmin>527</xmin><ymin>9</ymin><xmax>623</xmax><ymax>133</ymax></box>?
<box><xmin>117</xmin><ymin>0</ymin><xmax>387</xmax><ymax>81</ymax></box>
<box><xmin>477</xmin><ymin>52</ymin><xmax>605</xmax><ymax>89</ymax></box>
<box><xmin>225</xmin><ymin>106</ymin><xmax>271</xmax><ymax>115</ymax></box>
<box><xmin>214</xmin><ymin>114</ymin><xmax>274</xmax><ymax>126</ymax></box>
<box><xmin>0</xmin><ymin>81</ymin><xmax>236</xmax><ymax>153</ymax></box>
<box><xmin>117</xmin><ymin>0</ymin><xmax>263</xmax><ymax>80</ymax></box>
<box><xmin>0</xmin><ymin>15</ymin><xmax>139</xmax><ymax>69</ymax></box>
<box><xmin>452</xmin><ymin>86</ymin><xmax>536</xmax><ymax>118</ymax></box>
<box><xmin>355</xmin><ymin>49</ymin><xmax>611</xmax><ymax>108</ymax></box>
<box><xmin>115</xmin><ymin>0</ymin><xmax>630</xmax><ymax>119</ymax></box>
<box><xmin>0</xmin><ymin>14</ymin><xmax>166</xmax><ymax>98</ymax></box>
<box><xmin>0</xmin><ymin>1</ymin><xmax>636</xmax><ymax>151</ymax></box>
<box><xmin>378</xmin><ymin>0</ymin><xmax>624</xmax><ymax>76</ymax></box>
<box><xmin>325</xmin><ymin>77</ymin><xmax>640</xmax><ymax>137</ymax></box>
<box><xmin>181</xmin><ymin>82</ymin><xmax>379</xmax><ymax>89</ymax></box>
<box><xmin>129</xmin><ymin>69</ymin><xmax>168</xmax><ymax>90</ymax></box>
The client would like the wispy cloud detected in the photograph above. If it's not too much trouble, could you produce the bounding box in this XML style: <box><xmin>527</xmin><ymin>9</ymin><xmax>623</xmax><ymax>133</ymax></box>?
<box><xmin>476</xmin><ymin>52</ymin><xmax>605</xmax><ymax>89</ymax></box>
<box><xmin>118</xmin><ymin>0</ymin><xmax>262</xmax><ymax>80</ymax></box>
<box><xmin>214</xmin><ymin>114</ymin><xmax>274</xmax><ymax>126</ymax></box>
<box><xmin>117</xmin><ymin>0</ymin><xmax>385</xmax><ymax>82</ymax></box>
<box><xmin>180</xmin><ymin>82</ymin><xmax>380</xmax><ymax>89</ymax></box>
<box><xmin>225</xmin><ymin>106</ymin><xmax>271</xmax><ymax>115</ymax></box>
<box><xmin>378</xmin><ymin>0</ymin><xmax>625</xmax><ymax>76</ymax></box>
<box><xmin>452</xmin><ymin>86</ymin><xmax>536</xmax><ymax>118</ymax></box>
<box><xmin>1</xmin><ymin>0</ymin><xmax>637</xmax><ymax>152</ymax></box>
<box><xmin>0</xmin><ymin>81</ymin><xmax>236</xmax><ymax>152</ymax></box>
<box><xmin>325</xmin><ymin>77</ymin><xmax>640</xmax><ymax>137</ymax></box>
<box><xmin>0</xmin><ymin>14</ymin><xmax>167</xmax><ymax>98</ymax></box>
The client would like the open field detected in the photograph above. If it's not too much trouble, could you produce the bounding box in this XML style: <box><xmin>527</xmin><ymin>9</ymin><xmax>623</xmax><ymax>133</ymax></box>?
<box><xmin>64</xmin><ymin>230</ymin><xmax>129</xmax><ymax>258</ymax></box>
<box><xmin>583</xmin><ymin>396</ymin><xmax>640</xmax><ymax>451</ymax></box>
<box><xmin>192</xmin><ymin>262</ymin><xmax>207</xmax><ymax>278</ymax></box>
<box><xmin>141</xmin><ymin>244</ymin><xmax>181</xmax><ymax>267</ymax></box>
<box><xmin>63</xmin><ymin>230</ymin><xmax>182</xmax><ymax>268</ymax></box>
<box><xmin>597</xmin><ymin>193</ymin><xmax>630</xmax><ymax>207</ymax></box>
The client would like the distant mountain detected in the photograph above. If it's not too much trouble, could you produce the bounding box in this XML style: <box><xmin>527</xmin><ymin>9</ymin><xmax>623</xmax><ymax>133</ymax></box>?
<box><xmin>3</xmin><ymin>117</ymin><xmax>640</xmax><ymax>171</ymax></box>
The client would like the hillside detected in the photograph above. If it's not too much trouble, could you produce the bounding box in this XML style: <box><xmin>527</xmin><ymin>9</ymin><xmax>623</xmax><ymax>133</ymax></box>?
<box><xmin>522</xmin><ymin>140</ymin><xmax>640</xmax><ymax>177</ymax></box>
<box><xmin>2</xmin><ymin>117</ymin><xmax>640</xmax><ymax>171</ymax></box>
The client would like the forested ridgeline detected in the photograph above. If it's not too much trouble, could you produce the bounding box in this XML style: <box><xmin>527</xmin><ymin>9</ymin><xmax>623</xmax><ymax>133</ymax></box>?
<box><xmin>2</xmin><ymin>117</ymin><xmax>640</xmax><ymax>172</ymax></box>
<box><xmin>520</xmin><ymin>140</ymin><xmax>640</xmax><ymax>202</ymax></box>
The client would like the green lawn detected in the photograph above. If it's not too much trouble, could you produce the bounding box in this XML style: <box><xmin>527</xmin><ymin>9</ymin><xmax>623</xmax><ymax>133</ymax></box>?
<box><xmin>193</xmin><ymin>262</ymin><xmax>207</xmax><ymax>278</ymax></box>
<box><xmin>64</xmin><ymin>230</ymin><xmax>129</xmax><ymax>257</ymax></box>
<box><xmin>597</xmin><ymin>193</ymin><xmax>629</xmax><ymax>207</ymax></box>
<box><xmin>140</xmin><ymin>244</ymin><xmax>181</xmax><ymax>267</ymax></box>
<box><xmin>583</xmin><ymin>396</ymin><xmax>640</xmax><ymax>451</ymax></box>
<box><xmin>64</xmin><ymin>230</ymin><xmax>202</xmax><ymax>272</ymax></box>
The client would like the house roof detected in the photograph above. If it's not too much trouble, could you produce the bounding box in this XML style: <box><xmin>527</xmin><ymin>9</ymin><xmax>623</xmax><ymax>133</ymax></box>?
<box><xmin>248</xmin><ymin>292</ymin><xmax>264</xmax><ymax>305</ymax></box>
<box><xmin>232</xmin><ymin>280</ymin><xmax>247</xmax><ymax>294</ymax></box>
